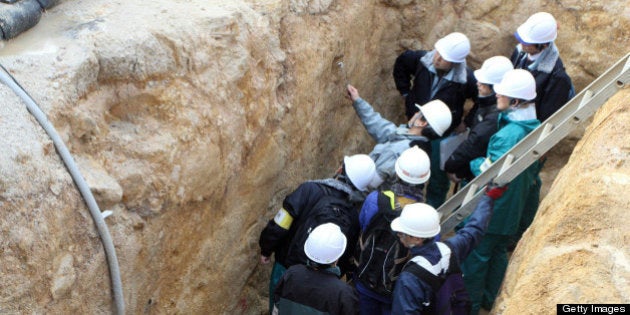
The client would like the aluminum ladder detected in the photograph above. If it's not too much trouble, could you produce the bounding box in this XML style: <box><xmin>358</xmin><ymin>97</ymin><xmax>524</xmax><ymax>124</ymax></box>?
<box><xmin>439</xmin><ymin>52</ymin><xmax>630</xmax><ymax>234</ymax></box>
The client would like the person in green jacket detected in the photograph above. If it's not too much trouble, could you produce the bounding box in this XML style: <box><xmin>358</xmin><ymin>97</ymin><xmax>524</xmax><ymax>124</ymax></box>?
<box><xmin>462</xmin><ymin>69</ymin><xmax>541</xmax><ymax>315</ymax></box>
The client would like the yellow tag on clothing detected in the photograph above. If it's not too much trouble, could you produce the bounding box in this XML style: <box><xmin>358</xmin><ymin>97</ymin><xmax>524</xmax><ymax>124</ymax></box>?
<box><xmin>273</xmin><ymin>208</ymin><xmax>293</xmax><ymax>230</ymax></box>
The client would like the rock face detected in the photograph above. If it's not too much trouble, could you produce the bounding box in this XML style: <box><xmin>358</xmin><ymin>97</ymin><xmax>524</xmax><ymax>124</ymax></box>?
<box><xmin>0</xmin><ymin>0</ymin><xmax>627</xmax><ymax>313</ymax></box>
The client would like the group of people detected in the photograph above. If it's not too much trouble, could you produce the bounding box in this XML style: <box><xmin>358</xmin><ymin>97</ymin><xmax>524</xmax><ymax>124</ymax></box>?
<box><xmin>258</xmin><ymin>11</ymin><xmax>573</xmax><ymax>315</ymax></box>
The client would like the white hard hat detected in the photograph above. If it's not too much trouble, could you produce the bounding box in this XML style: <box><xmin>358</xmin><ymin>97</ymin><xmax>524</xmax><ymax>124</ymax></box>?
<box><xmin>494</xmin><ymin>69</ymin><xmax>537</xmax><ymax>101</ymax></box>
<box><xmin>473</xmin><ymin>56</ymin><xmax>514</xmax><ymax>85</ymax></box>
<box><xmin>415</xmin><ymin>100</ymin><xmax>452</xmax><ymax>137</ymax></box>
<box><xmin>395</xmin><ymin>146</ymin><xmax>431</xmax><ymax>185</ymax></box>
<box><xmin>515</xmin><ymin>12</ymin><xmax>558</xmax><ymax>44</ymax></box>
<box><xmin>344</xmin><ymin>154</ymin><xmax>376</xmax><ymax>191</ymax></box>
<box><xmin>390</xmin><ymin>203</ymin><xmax>440</xmax><ymax>238</ymax></box>
<box><xmin>434</xmin><ymin>32</ymin><xmax>471</xmax><ymax>63</ymax></box>
<box><xmin>304</xmin><ymin>223</ymin><xmax>347</xmax><ymax>264</ymax></box>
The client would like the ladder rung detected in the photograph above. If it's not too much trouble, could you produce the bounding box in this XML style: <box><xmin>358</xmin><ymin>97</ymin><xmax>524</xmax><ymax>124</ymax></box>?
<box><xmin>498</xmin><ymin>154</ymin><xmax>515</xmax><ymax>177</ymax></box>
<box><xmin>537</xmin><ymin>123</ymin><xmax>554</xmax><ymax>144</ymax></box>
<box><xmin>578</xmin><ymin>90</ymin><xmax>594</xmax><ymax>109</ymax></box>
<box><xmin>622</xmin><ymin>57</ymin><xmax>630</xmax><ymax>73</ymax></box>
<box><xmin>462</xmin><ymin>183</ymin><xmax>478</xmax><ymax>205</ymax></box>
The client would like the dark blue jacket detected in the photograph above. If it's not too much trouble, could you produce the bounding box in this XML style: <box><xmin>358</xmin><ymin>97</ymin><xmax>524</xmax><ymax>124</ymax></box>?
<box><xmin>274</xmin><ymin>264</ymin><xmax>359</xmax><ymax>315</ymax></box>
<box><xmin>510</xmin><ymin>43</ymin><xmax>573</xmax><ymax>122</ymax></box>
<box><xmin>391</xmin><ymin>195</ymin><xmax>494</xmax><ymax>314</ymax></box>
<box><xmin>444</xmin><ymin>95</ymin><xmax>500</xmax><ymax>180</ymax></box>
<box><xmin>393</xmin><ymin>50</ymin><xmax>478</xmax><ymax>135</ymax></box>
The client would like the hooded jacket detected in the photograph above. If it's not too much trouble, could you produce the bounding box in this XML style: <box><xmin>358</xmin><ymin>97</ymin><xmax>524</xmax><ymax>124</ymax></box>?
<box><xmin>470</xmin><ymin>105</ymin><xmax>540</xmax><ymax>235</ymax></box>
<box><xmin>510</xmin><ymin>43</ymin><xmax>573</xmax><ymax>122</ymax></box>
<box><xmin>393</xmin><ymin>50</ymin><xmax>478</xmax><ymax>134</ymax></box>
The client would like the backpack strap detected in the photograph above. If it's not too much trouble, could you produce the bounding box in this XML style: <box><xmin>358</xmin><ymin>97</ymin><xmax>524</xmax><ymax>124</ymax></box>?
<box><xmin>404</xmin><ymin>243</ymin><xmax>469</xmax><ymax>315</ymax></box>
<box><xmin>377</xmin><ymin>190</ymin><xmax>396</xmax><ymax>211</ymax></box>
<box><xmin>359</xmin><ymin>190</ymin><xmax>395</xmax><ymax>250</ymax></box>
<box><xmin>359</xmin><ymin>191</ymin><xmax>395</xmax><ymax>253</ymax></box>
<box><xmin>403</xmin><ymin>261</ymin><xmax>445</xmax><ymax>292</ymax></box>
<box><xmin>403</xmin><ymin>242</ymin><xmax>452</xmax><ymax>291</ymax></box>
<box><xmin>365</xmin><ymin>191</ymin><xmax>398</xmax><ymax>235</ymax></box>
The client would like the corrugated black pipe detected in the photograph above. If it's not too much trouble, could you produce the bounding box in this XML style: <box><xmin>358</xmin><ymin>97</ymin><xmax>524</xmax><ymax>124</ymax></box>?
<box><xmin>0</xmin><ymin>0</ymin><xmax>61</xmax><ymax>40</ymax></box>
<box><xmin>0</xmin><ymin>0</ymin><xmax>42</xmax><ymax>40</ymax></box>
<box><xmin>36</xmin><ymin>0</ymin><xmax>59</xmax><ymax>10</ymax></box>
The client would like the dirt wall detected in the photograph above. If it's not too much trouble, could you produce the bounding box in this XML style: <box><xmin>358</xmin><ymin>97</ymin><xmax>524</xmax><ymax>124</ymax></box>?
<box><xmin>0</xmin><ymin>0</ymin><xmax>628</xmax><ymax>313</ymax></box>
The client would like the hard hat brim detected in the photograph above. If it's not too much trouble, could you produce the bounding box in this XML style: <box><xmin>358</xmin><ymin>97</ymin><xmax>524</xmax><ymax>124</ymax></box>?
<box><xmin>494</xmin><ymin>82</ymin><xmax>537</xmax><ymax>101</ymax></box>
<box><xmin>473</xmin><ymin>69</ymin><xmax>491</xmax><ymax>85</ymax></box>
<box><xmin>514</xmin><ymin>31</ymin><xmax>534</xmax><ymax>45</ymax></box>
<box><xmin>415</xmin><ymin>102</ymin><xmax>450</xmax><ymax>137</ymax></box>
<box><xmin>434</xmin><ymin>45</ymin><xmax>465</xmax><ymax>63</ymax></box>
<box><xmin>390</xmin><ymin>217</ymin><xmax>404</xmax><ymax>234</ymax></box>
<box><xmin>390</xmin><ymin>216</ymin><xmax>441</xmax><ymax>239</ymax></box>
<box><xmin>515</xmin><ymin>22</ymin><xmax>557</xmax><ymax>45</ymax></box>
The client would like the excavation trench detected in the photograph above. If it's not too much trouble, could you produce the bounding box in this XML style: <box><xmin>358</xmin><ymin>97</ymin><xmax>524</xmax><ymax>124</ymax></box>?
<box><xmin>0</xmin><ymin>0</ymin><xmax>628</xmax><ymax>314</ymax></box>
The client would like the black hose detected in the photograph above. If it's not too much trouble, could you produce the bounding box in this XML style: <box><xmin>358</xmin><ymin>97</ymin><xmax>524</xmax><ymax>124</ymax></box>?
<box><xmin>0</xmin><ymin>0</ymin><xmax>61</xmax><ymax>40</ymax></box>
<box><xmin>0</xmin><ymin>0</ymin><xmax>42</xmax><ymax>40</ymax></box>
<box><xmin>35</xmin><ymin>0</ymin><xmax>58</xmax><ymax>9</ymax></box>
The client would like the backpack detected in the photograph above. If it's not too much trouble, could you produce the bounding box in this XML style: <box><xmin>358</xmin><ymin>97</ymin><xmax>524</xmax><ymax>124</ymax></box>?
<box><xmin>403</xmin><ymin>243</ymin><xmax>471</xmax><ymax>315</ymax></box>
<box><xmin>354</xmin><ymin>191</ymin><xmax>415</xmax><ymax>297</ymax></box>
<box><xmin>285</xmin><ymin>185</ymin><xmax>358</xmax><ymax>269</ymax></box>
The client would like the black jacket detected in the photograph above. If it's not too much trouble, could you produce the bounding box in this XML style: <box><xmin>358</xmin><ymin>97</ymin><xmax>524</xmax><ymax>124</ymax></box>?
<box><xmin>510</xmin><ymin>44</ymin><xmax>572</xmax><ymax>122</ymax></box>
<box><xmin>444</xmin><ymin>95</ymin><xmax>499</xmax><ymax>180</ymax></box>
<box><xmin>393</xmin><ymin>50</ymin><xmax>478</xmax><ymax>135</ymax></box>
<box><xmin>258</xmin><ymin>180</ymin><xmax>361</xmax><ymax>274</ymax></box>
<box><xmin>274</xmin><ymin>264</ymin><xmax>359</xmax><ymax>315</ymax></box>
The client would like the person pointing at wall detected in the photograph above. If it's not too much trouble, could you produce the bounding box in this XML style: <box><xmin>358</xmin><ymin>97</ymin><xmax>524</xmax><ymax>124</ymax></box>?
<box><xmin>346</xmin><ymin>84</ymin><xmax>451</xmax><ymax>190</ymax></box>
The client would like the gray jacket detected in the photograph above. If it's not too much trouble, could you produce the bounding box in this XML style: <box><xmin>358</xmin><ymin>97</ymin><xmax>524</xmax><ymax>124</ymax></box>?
<box><xmin>352</xmin><ymin>98</ymin><xmax>429</xmax><ymax>183</ymax></box>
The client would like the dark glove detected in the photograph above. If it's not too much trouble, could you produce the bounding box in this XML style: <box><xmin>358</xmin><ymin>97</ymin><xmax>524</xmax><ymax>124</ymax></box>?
<box><xmin>485</xmin><ymin>182</ymin><xmax>508</xmax><ymax>200</ymax></box>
